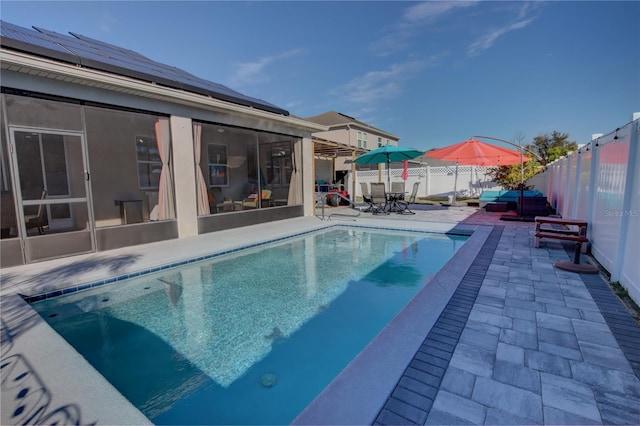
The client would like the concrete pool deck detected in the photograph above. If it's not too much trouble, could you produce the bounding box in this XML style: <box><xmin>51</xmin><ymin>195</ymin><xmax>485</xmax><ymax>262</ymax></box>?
<box><xmin>1</xmin><ymin>206</ymin><xmax>639</xmax><ymax>425</ymax></box>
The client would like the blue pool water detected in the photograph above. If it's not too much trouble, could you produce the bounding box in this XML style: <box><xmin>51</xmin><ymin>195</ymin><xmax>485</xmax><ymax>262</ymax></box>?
<box><xmin>32</xmin><ymin>227</ymin><xmax>467</xmax><ymax>424</ymax></box>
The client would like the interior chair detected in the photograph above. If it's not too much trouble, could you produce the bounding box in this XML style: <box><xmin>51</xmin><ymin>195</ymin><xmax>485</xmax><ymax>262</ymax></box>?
<box><xmin>242</xmin><ymin>189</ymin><xmax>273</xmax><ymax>209</ymax></box>
<box><xmin>396</xmin><ymin>182</ymin><xmax>419</xmax><ymax>215</ymax></box>
<box><xmin>369</xmin><ymin>183</ymin><xmax>388</xmax><ymax>215</ymax></box>
<box><xmin>272</xmin><ymin>187</ymin><xmax>289</xmax><ymax>206</ymax></box>
<box><xmin>25</xmin><ymin>190</ymin><xmax>48</xmax><ymax>234</ymax></box>
<box><xmin>210</xmin><ymin>188</ymin><xmax>239</xmax><ymax>213</ymax></box>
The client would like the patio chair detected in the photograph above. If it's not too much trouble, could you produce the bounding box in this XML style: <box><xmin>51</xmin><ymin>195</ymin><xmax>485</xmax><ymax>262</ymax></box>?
<box><xmin>25</xmin><ymin>190</ymin><xmax>48</xmax><ymax>234</ymax></box>
<box><xmin>242</xmin><ymin>189</ymin><xmax>273</xmax><ymax>209</ymax></box>
<box><xmin>396</xmin><ymin>182</ymin><xmax>419</xmax><ymax>215</ymax></box>
<box><xmin>391</xmin><ymin>182</ymin><xmax>405</xmax><ymax>201</ymax></box>
<box><xmin>369</xmin><ymin>183</ymin><xmax>388</xmax><ymax>215</ymax></box>
<box><xmin>360</xmin><ymin>182</ymin><xmax>373</xmax><ymax>212</ymax></box>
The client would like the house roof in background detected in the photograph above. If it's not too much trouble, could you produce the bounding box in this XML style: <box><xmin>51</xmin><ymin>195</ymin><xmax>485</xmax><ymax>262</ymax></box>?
<box><xmin>305</xmin><ymin>111</ymin><xmax>400</xmax><ymax>140</ymax></box>
<box><xmin>0</xmin><ymin>20</ymin><xmax>288</xmax><ymax>116</ymax></box>
<box><xmin>416</xmin><ymin>156</ymin><xmax>458</xmax><ymax>167</ymax></box>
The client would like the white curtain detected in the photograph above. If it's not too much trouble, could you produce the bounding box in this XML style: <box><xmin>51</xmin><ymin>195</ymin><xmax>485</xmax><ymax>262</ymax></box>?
<box><xmin>193</xmin><ymin>123</ymin><xmax>210</xmax><ymax>215</ymax></box>
<box><xmin>155</xmin><ymin>118</ymin><xmax>176</xmax><ymax>220</ymax></box>
<box><xmin>288</xmin><ymin>141</ymin><xmax>302</xmax><ymax>205</ymax></box>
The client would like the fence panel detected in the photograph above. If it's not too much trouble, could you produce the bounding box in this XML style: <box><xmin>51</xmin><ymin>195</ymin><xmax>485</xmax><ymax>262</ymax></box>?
<box><xmin>354</xmin><ymin>166</ymin><xmax>499</xmax><ymax>199</ymax></box>
<box><xmin>554</xmin><ymin>161</ymin><xmax>567</xmax><ymax>215</ymax></box>
<box><xmin>621</xmin><ymin>121</ymin><xmax>640</xmax><ymax>299</ymax></box>
<box><xmin>590</xmin><ymin>132</ymin><xmax>629</xmax><ymax>273</ymax></box>
<box><xmin>575</xmin><ymin>147</ymin><xmax>592</xmax><ymax>221</ymax></box>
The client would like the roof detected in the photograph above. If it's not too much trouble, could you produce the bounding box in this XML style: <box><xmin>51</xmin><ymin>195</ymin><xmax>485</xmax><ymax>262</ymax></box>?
<box><xmin>0</xmin><ymin>20</ymin><xmax>288</xmax><ymax>116</ymax></box>
<box><xmin>304</xmin><ymin>111</ymin><xmax>400</xmax><ymax>140</ymax></box>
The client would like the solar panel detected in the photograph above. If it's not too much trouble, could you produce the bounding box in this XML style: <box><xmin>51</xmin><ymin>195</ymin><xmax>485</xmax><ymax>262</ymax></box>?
<box><xmin>0</xmin><ymin>20</ymin><xmax>78</xmax><ymax>63</ymax></box>
<box><xmin>0</xmin><ymin>20</ymin><xmax>288</xmax><ymax>115</ymax></box>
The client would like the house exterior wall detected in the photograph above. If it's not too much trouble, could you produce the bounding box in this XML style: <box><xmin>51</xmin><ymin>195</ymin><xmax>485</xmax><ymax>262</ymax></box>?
<box><xmin>0</xmin><ymin>51</ymin><xmax>324</xmax><ymax>266</ymax></box>
<box><xmin>314</xmin><ymin>128</ymin><xmax>350</xmax><ymax>145</ymax></box>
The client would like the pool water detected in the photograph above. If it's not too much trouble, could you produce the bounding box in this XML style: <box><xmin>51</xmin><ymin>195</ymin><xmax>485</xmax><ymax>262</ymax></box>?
<box><xmin>32</xmin><ymin>227</ymin><xmax>467</xmax><ymax>424</ymax></box>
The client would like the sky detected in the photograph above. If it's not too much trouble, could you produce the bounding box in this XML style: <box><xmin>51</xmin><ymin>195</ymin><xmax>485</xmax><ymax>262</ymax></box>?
<box><xmin>1</xmin><ymin>1</ymin><xmax>639</xmax><ymax>152</ymax></box>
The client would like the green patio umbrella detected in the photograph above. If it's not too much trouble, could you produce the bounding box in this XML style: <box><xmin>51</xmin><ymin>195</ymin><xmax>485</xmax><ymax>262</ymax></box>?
<box><xmin>353</xmin><ymin>145</ymin><xmax>424</xmax><ymax>187</ymax></box>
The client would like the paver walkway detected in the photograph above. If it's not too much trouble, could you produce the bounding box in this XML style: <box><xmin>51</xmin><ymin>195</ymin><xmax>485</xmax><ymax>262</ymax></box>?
<box><xmin>375</xmin><ymin>210</ymin><xmax>640</xmax><ymax>425</ymax></box>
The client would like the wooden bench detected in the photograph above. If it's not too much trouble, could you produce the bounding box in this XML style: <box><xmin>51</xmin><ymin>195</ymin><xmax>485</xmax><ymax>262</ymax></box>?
<box><xmin>534</xmin><ymin>232</ymin><xmax>588</xmax><ymax>243</ymax></box>
<box><xmin>534</xmin><ymin>216</ymin><xmax>598</xmax><ymax>273</ymax></box>
<box><xmin>534</xmin><ymin>217</ymin><xmax>588</xmax><ymax>249</ymax></box>
<box><xmin>534</xmin><ymin>216</ymin><xmax>587</xmax><ymax>259</ymax></box>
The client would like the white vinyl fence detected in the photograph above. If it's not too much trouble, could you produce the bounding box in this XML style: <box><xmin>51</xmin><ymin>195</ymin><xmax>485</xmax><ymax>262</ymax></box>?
<box><xmin>353</xmin><ymin>165</ymin><xmax>502</xmax><ymax>200</ymax></box>
<box><xmin>542</xmin><ymin>118</ymin><xmax>639</xmax><ymax>304</ymax></box>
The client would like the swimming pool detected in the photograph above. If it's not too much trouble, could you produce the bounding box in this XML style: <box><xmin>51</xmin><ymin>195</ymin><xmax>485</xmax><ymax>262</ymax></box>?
<box><xmin>32</xmin><ymin>227</ymin><xmax>467</xmax><ymax>424</ymax></box>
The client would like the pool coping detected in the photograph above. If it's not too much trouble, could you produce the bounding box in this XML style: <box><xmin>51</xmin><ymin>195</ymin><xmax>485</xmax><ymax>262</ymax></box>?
<box><xmin>373</xmin><ymin>225</ymin><xmax>504</xmax><ymax>423</ymax></box>
<box><xmin>292</xmin><ymin>223</ymin><xmax>493</xmax><ymax>425</ymax></box>
<box><xmin>1</xmin><ymin>293</ymin><xmax>153</xmax><ymax>425</ymax></box>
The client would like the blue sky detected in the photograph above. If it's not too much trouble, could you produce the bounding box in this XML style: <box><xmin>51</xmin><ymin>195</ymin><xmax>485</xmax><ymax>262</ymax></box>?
<box><xmin>1</xmin><ymin>1</ymin><xmax>638</xmax><ymax>151</ymax></box>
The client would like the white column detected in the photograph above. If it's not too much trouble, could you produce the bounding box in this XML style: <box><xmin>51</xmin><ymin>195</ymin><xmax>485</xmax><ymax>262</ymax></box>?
<box><xmin>170</xmin><ymin>115</ymin><xmax>198</xmax><ymax>237</ymax></box>
<box><xmin>302</xmin><ymin>136</ymin><xmax>315</xmax><ymax>216</ymax></box>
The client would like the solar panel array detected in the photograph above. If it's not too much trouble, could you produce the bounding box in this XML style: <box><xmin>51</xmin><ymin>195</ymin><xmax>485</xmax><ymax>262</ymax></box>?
<box><xmin>0</xmin><ymin>20</ymin><xmax>288</xmax><ymax>115</ymax></box>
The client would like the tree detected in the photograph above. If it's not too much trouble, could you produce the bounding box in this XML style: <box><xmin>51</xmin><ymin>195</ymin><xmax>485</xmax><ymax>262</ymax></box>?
<box><xmin>487</xmin><ymin>131</ymin><xmax>577</xmax><ymax>190</ymax></box>
<box><xmin>527</xmin><ymin>131</ymin><xmax>578</xmax><ymax>166</ymax></box>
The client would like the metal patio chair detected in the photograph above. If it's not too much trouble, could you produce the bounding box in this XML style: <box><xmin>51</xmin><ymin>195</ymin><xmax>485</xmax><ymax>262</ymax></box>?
<box><xmin>369</xmin><ymin>183</ymin><xmax>388</xmax><ymax>215</ymax></box>
<box><xmin>360</xmin><ymin>182</ymin><xmax>373</xmax><ymax>212</ymax></box>
<box><xmin>396</xmin><ymin>182</ymin><xmax>419</xmax><ymax>215</ymax></box>
<box><xmin>391</xmin><ymin>182</ymin><xmax>405</xmax><ymax>201</ymax></box>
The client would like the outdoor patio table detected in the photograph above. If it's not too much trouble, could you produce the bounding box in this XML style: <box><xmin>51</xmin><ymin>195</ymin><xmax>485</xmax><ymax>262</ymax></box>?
<box><xmin>385</xmin><ymin>192</ymin><xmax>407</xmax><ymax>213</ymax></box>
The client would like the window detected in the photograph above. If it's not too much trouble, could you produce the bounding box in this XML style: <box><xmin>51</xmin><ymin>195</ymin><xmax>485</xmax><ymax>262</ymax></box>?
<box><xmin>208</xmin><ymin>143</ymin><xmax>228</xmax><ymax>187</ymax></box>
<box><xmin>358</xmin><ymin>131</ymin><xmax>368</xmax><ymax>149</ymax></box>
<box><xmin>266</xmin><ymin>142</ymin><xmax>292</xmax><ymax>186</ymax></box>
<box><xmin>136</xmin><ymin>136</ymin><xmax>161</xmax><ymax>189</ymax></box>
<box><xmin>378</xmin><ymin>136</ymin><xmax>382</xmax><ymax>147</ymax></box>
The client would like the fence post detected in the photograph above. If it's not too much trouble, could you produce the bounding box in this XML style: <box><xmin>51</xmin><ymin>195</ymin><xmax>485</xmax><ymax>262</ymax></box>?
<box><xmin>426</xmin><ymin>165</ymin><xmax>430</xmax><ymax>196</ymax></box>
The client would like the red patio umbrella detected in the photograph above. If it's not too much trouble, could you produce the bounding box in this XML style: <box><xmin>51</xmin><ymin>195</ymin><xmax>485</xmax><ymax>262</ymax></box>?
<box><xmin>425</xmin><ymin>139</ymin><xmax>530</xmax><ymax>204</ymax></box>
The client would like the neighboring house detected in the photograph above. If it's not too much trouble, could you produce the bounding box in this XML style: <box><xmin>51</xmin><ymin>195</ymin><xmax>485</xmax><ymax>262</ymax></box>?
<box><xmin>304</xmin><ymin>111</ymin><xmax>400</xmax><ymax>186</ymax></box>
<box><xmin>0</xmin><ymin>21</ymin><xmax>325</xmax><ymax>267</ymax></box>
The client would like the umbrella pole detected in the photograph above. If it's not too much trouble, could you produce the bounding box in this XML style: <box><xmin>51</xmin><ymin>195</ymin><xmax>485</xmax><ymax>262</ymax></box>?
<box><xmin>387</xmin><ymin>157</ymin><xmax>391</xmax><ymax>188</ymax></box>
<box><xmin>519</xmin><ymin>148</ymin><xmax>524</xmax><ymax>218</ymax></box>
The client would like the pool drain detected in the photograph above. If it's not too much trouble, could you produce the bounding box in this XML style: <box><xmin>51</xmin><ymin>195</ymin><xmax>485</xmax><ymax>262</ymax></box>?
<box><xmin>260</xmin><ymin>373</ymin><xmax>278</xmax><ymax>388</ymax></box>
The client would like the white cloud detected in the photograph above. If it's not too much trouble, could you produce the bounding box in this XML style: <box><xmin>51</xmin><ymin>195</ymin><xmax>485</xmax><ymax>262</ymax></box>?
<box><xmin>402</xmin><ymin>1</ymin><xmax>479</xmax><ymax>23</ymax></box>
<box><xmin>98</xmin><ymin>11</ymin><xmax>117</xmax><ymax>33</ymax></box>
<box><xmin>284</xmin><ymin>99</ymin><xmax>303</xmax><ymax>109</ymax></box>
<box><xmin>466</xmin><ymin>2</ymin><xmax>540</xmax><ymax>56</ymax></box>
<box><xmin>230</xmin><ymin>48</ymin><xmax>304</xmax><ymax>87</ymax></box>
<box><xmin>370</xmin><ymin>1</ymin><xmax>480</xmax><ymax>56</ymax></box>
<box><xmin>332</xmin><ymin>60</ymin><xmax>428</xmax><ymax>105</ymax></box>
